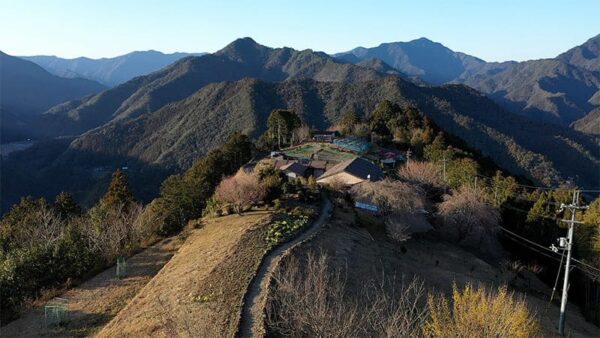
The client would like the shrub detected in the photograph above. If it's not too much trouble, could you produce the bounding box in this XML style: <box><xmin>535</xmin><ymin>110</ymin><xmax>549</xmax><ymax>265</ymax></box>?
<box><xmin>153</xmin><ymin>133</ymin><xmax>254</xmax><ymax>235</ymax></box>
<box><xmin>266</xmin><ymin>214</ymin><xmax>310</xmax><ymax>247</ymax></box>
<box><xmin>214</xmin><ymin>171</ymin><xmax>267</xmax><ymax>214</ymax></box>
<box><xmin>351</xmin><ymin>179</ymin><xmax>428</xmax><ymax>241</ymax></box>
<box><xmin>397</xmin><ymin>161</ymin><xmax>445</xmax><ymax>192</ymax></box>
<box><xmin>437</xmin><ymin>186</ymin><xmax>500</xmax><ymax>255</ymax></box>
<box><xmin>267</xmin><ymin>252</ymin><xmax>426</xmax><ymax>337</ymax></box>
<box><xmin>423</xmin><ymin>283</ymin><xmax>541</xmax><ymax>338</ymax></box>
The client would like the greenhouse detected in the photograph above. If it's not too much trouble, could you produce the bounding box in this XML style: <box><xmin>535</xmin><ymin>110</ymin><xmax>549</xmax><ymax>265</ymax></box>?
<box><xmin>333</xmin><ymin>137</ymin><xmax>371</xmax><ymax>153</ymax></box>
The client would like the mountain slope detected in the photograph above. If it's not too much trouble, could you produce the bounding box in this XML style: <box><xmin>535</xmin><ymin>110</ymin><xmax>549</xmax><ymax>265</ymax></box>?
<box><xmin>62</xmin><ymin>77</ymin><xmax>599</xmax><ymax>189</ymax></box>
<box><xmin>460</xmin><ymin>59</ymin><xmax>600</xmax><ymax>125</ymax></box>
<box><xmin>572</xmin><ymin>107</ymin><xmax>600</xmax><ymax>135</ymax></box>
<box><xmin>0</xmin><ymin>51</ymin><xmax>106</xmax><ymax>142</ymax></box>
<box><xmin>0</xmin><ymin>51</ymin><xmax>106</xmax><ymax>116</ymax></box>
<box><xmin>558</xmin><ymin>34</ymin><xmax>600</xmax><ymax>73</ymax></box>
<box><xmin>335</xmin><ymin>36</ymin><xmax>600</xmax><ymax>127</ymax></box>
<box><xmin>21</xmin><ymin>51</ymin><xmax>205</xmax><ymax>86</ymax></box>
<box><xmin>40</xmin><ymin>37</ymin><xmax>388</xmax><ymax>137</ymax></box>
<box><xmin>333</xmin><ymin>38</ymin><xmax>486</xmax><ymax>84</ymax></box>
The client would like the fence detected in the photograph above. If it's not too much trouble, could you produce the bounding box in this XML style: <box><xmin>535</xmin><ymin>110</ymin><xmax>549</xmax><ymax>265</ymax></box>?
<box><xmin>45</xmin><ymin>298</ymin><xmax>69</xmax><ymax>327</ymax></box>
<box><xmin>116</xmin><ymin>256</ymin><xmax>127</xmax><ymax>279</ymax></box>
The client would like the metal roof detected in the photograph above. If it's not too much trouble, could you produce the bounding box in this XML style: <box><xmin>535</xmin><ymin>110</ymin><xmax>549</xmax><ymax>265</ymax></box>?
<box><xmin>318</xmin><ymin>157</ymin><xmax>383</xmax><ymax>181</ymax></box>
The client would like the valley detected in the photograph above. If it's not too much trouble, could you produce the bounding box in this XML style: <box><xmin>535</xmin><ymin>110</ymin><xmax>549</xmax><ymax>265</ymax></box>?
<box><xmin>1</xmin><ymin>5</ymin><xmax>599</xmax><ymax>336</ymax></box>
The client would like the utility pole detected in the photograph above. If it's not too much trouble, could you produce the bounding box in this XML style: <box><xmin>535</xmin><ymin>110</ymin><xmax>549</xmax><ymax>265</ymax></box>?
<box><xmin>406</xmin><ymin>149</ymin><xmax>412</xmax><ymax>167</ymax></box>
<box><xmin>555</xmin><ymin>190</ymin><xmax>588</xmax><ymax>336</ymax></box>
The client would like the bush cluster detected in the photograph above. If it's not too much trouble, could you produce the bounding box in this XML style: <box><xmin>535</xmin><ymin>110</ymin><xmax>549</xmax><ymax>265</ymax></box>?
<box><xmin>266</xmin><ymin>214</ymin><xmax>310</xmax><ymax>247</ymax></box>
<box><xmin>0</xmin><ymin>171</ymin><xmax>153</xmax><ymax>323</ymax></box>
<box><xmin>152</xmin><ymin>133</ymin><xmax>254</xmax><ymax>235</ymax></box>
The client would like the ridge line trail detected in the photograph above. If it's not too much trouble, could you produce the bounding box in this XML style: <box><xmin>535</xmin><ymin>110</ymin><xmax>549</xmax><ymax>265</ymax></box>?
<box><xmin>237</xmin><ymin>195</ymin><xmax>333</xmax><ymax>338</ymax></box>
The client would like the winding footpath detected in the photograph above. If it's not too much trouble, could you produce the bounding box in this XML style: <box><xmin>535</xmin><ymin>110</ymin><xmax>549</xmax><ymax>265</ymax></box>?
<box><xmin>237</xmin><ymin>195</ymin><xmax>333</xmax><ymax>337</ymax></box>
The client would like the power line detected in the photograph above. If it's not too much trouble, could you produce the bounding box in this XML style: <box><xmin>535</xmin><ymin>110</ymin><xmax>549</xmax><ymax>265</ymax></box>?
<box><xmin>498</xmin><ymin>226</ymin><xmax>600</xmax><ymax>277</ymax></box>
<box><xmin>556</xmin><ymin>191</ymin><xmax>589</xmax><ymax>336</ymax></box>
<box><xmin>474</xmin><ymin>173</ymin><xmax>600</xmax><ymax>194</ymax></box>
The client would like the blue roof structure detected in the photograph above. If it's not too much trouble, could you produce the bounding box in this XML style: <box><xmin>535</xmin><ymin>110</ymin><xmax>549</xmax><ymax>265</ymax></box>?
<box><xmin>333</xmin><ymin>137</ymin><xmax>371</xmax><ymax>153</ymax></box>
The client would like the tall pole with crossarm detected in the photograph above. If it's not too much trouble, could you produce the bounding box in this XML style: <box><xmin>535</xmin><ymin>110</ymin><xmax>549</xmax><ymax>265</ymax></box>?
<box><xmin>557</xmin><ymin>190</ymin><xmax>588</xmax><ymax>336</ymax></box>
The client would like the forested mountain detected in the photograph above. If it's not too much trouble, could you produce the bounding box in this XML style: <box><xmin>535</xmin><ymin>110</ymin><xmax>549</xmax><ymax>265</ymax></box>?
<box><xmin>558</xmin><ymin>33</ymin><xmax>600</xmax><ymax>72</ymax></box>
<box><xmin>334</xmin><ymin>37</ymin><xmax>486</xmax><ymax>84</ymax></box>
<box><xmin>64</xmin><ymin>77</ymin><xmax>600</xmax><ymax>186</ymax></box>
<box><xmin>38</xmin><ymin>38</ymin><xmax>389</xmax><ymax>137</ymax></box>
<box><xmin>334</xmin><ymin>35</ymin><xmax>600</xmax><ymax>128</ymax></box>
<box><xmin>21</xmin><ymin>51</ymin><xmax>205</xmax><ymax>86</ymax></box>
<box><xmin>573</xmin><ymin>107</ymin><xmax>600</xmax><ymax>134</ymax></box>
<box><xmin>460</xmin><ymin>59</ymin><xmax>600</xmax><ymax>125</ymax></box>
<box><xmin>0</xmin><ymin>51</ymin><xmax>106</xmax><ymax>142</ymax></box>
<box><xmin>3</xmin><ymin>38</ymin><xmax>599</xmax><ymax>212</ymax></box>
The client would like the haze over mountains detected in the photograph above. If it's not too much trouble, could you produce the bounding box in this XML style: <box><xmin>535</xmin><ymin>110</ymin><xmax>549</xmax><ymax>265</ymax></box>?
<box><xmin>0</xmin><ymin>51</ymin><xmax>106</xmax><ymax>142</ymax></box>
<box><xmin>335</xmin><ymin>34</ymin><xmax>600</xmax><ymax>129</ymax></box>
<box><xmin>21</xmin><ymin>51</ymin><xmax>205</xmax><ymax>87</ymax></box>
<box><xmin>2</xmin><ymin>36</ymin><xmax>599</xmax><ymax>212</ymax></box>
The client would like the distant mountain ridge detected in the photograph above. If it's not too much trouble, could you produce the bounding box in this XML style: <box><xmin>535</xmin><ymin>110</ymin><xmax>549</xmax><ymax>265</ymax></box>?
<box><xmin>63</xmin><ymin>77</ymin><xmax>598</xmax><ymax>190</ymax></box>
<box><xmin>31</xmin><ymin>38</ymin><xmax>599</xmax><ymax>191</ymax></box>
<box><xmin>334</xmin><ymin>38</ymin><xmax>486</xmax><ymax>84</ymax></box>
<box><xmin>334</xmin><ymin>35</ymin><xmax>600</xmax><ymax>128</ymax></box>
<box><xmin>38</xmin><ymin>37</ymin><xmax>390</xmax><ymax>137</ymax></box>
<box><xmin>21</xmin><ymin>50</ymin><xmax>205</xmax><ymax>86</ymax></box>
<box><xmin>0</xmin><ymin>51</ymin><xmax>106</xmax><ymax>142</ymax></box>
<box><xmin>3</xmin><ymin>38</ymin><xmax>599</xmax><ymax>212</ymax></box>
<box><xmin>558</xmin><ymin>33</ymin><xmax>600</xmax><ymax>73</ymax></box>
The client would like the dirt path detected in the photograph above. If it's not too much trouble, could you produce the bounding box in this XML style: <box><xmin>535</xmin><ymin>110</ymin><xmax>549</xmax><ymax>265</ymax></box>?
<box><xmin>237</xmin><ymin>195</ymin><xmax>333</xmax><ymax>338</ymax></box>
<box><xmin>96</xmin><ymin>212</ymin><xmax>274</xmax><ymax>337</ymax></box>
<box><xmin>0</xmin><ymin>236</ymin><xmax>184</xmax><ymax>338</ymax></box>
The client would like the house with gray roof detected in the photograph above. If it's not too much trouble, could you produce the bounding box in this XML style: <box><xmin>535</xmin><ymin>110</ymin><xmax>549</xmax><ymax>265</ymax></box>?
<box><xmin>316</xmin><ymin>157</ymin><xmax>384</xmax><ymax>186</ymax></box>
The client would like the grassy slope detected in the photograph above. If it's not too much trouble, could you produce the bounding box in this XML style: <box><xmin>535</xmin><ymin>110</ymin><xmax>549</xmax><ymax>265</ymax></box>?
<box><xmin>0</xmin><ymin>237</ymin><xmax>184</xmax><ymax>337</ymax></box>
<box><xmin>269</xmin><ymin>207</ymin><xmax>600</xmax><ymax>338</ymax></box>
<box><xmin>95</xmin><ymin>212</ymin><xmax>273</xmax><ymax>337</ymax></box>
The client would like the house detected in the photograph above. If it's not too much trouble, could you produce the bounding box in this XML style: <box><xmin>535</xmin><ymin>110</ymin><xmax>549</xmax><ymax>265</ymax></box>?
<box><xmin>312</xmin><ymin>130</ymin><xmax>338</xmax><ymax>143</ymax></box>
<box><xmin>280</xmin><ymin>161</ymin><xmax>308</xmax><ymax>179</ymax></box>
<box><xmin>379</xmin><ymin>149</ymin><xmax>405</xmax><ymax>167</ymax></box>
<box><xmin>307</xmin><ymin>160</ymin><xmax>327</xmax><ymax>178</ymax></box>
<box><xmin>316</xmin><ymin>157</ymin><xmax>384</xmax><ymax>186</ymax></box>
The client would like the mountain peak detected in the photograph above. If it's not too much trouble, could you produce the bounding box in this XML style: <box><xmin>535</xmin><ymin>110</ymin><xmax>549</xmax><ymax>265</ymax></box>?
<box><xmin>216</xmin><ymin>37</ymin><xmax>271</xmax><ymax>62</ymax></box>
<box><xmin>412</xmin><ymin>37</ymin><xmax>434</xmax><ymax>44</ymax></box>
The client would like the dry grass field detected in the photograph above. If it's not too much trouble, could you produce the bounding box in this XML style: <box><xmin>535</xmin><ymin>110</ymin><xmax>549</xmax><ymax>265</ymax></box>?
<box><xmin>267</xmin><ymin>207</ymin><xmax>600</xmax><ymax>338</ymax></box>
<box><xmin>95</xmin><ymin>211</ymin><xmax>274</xmax><ymax>338</ymax></box>
<box><xmin>0</xmin><ymin>236</ymin><xmax>184</xmax><ymax>338</ymax></box>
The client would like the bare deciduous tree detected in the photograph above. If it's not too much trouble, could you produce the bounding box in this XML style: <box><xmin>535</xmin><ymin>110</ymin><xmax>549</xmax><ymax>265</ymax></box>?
<box><xmin>351</xmin><ymin>179</ymin><xmax>429</xmax><ymax>241</ymax></box>
<box><xmin>26</xmin><ymin>205</ymin><xmax>64</xmax><ymax>249</ymax></box>
<box><xmin>437</xmin><ymin>186</ymin><xmax>501</xmax><ymax>255</ymax></box>
<box><xmin>266</xmin><ymin>252</ymin><xmax>427</xmax><ymax>337</ymax></box>
<box><xmin>293</xmin><ymin>124</ymin><xmax>311</xmax><ymax>144</ymax></box>
<box><xmin>84</xmin><ymin>203</ymin><xmax>145</xmax><ymax>261</ymax></box>
<box><xmin>214</xmin><ymin>171</ymin><xmax>267</xmax><ymax>214</ymax></box>
<box><xmin>397</xmin><ymin>161</ymin><xmax>445</xmax><ymax>191</ymax></box>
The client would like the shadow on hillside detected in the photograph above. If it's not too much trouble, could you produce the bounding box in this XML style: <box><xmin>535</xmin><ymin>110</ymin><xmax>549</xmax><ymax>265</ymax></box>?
<box><xmin>1</xmin><ymin>141</ymin><xmax>172</xmax><ymax>213</ymax></box>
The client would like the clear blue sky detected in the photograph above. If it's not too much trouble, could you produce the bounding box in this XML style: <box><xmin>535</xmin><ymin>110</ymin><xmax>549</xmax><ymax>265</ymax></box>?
<box><xmin>1</xmin><ymin>0</ymin><xmax>598</xmax><ymax>62</ymax></box>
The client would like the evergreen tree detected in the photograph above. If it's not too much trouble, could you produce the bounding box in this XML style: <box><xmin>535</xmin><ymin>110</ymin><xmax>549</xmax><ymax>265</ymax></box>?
<box><xmin>267</xmin><ymin>109</ymin><xmax>302</xmax><ymax>149</ymax></box>
<box><xmin>369</xmin><ymin>100</ymin><xmax>395</xmax><ymax>137</ymax></box>
<box><xmin>490</xmin><ymin>171</ymin><xmax>518</xmax><ymax>207</ymax></box>
<box><xmin>100</xmin><ymin>169</ymin><xmax>135</xmax><ymax>211</ymax></box>
<box><xmin>339</xmin><ymin>111</ymin><xmax>361</xmax><ymax>135</ymax></box>
<box><xmin>54</xmin><ymin>192</ymin><xmax>81</xmax><ymax>219</ymax></box>
<box><xmin>424</xmin><ymin>133</ymin><xmax>448</xmax><ymax>163</ymax></box>
<box><xmin>447</xmin><ymin>158</ymin><xmax>479</xmax><ymax>188</ymax></box>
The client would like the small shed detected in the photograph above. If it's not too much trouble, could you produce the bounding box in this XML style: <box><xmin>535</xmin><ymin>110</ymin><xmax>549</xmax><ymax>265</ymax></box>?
<box><xmin>312</xmin><ymin>130</ymin><xmax>339</xmax><ymax>143</ymax></box>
